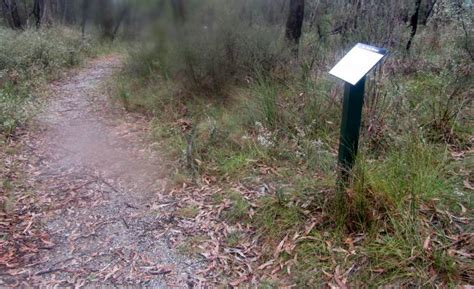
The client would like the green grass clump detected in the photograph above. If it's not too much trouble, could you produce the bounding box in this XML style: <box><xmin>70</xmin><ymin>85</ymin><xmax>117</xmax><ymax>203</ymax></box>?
<box><xmin>224</xmin><ymin>191</ymin><xmax>251</xmax><ymax>223</ymax></box>
<box><xmin>344</xmin><ymin>138</ymin><xmax>449</xmax><ymax>231</ymax></box>
<box><xmin>399</xmin><ymin>71</ymin><xmax>473</xmax><ymax>147</ymax></box>
<box><xmin>0</xmin><ymin>27</ymin><xmax>97</xmax><ymax>135</ymax></box>
<box><xmin>0</xmin><ymin>85</ymin><xmax>32</xmax><ymax>135</ymax></box>
<box><xmin>328</xmin><ymin>136</ymin><xmax>471</xmax><ymax>286</ymax></box>
<box><xmin>253</xmin><ymin>196</ymin><xmax>302</xmax><ymax>241</ymax></box>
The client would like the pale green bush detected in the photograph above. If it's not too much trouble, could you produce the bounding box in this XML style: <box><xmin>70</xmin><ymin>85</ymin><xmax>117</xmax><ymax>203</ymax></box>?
<box><xmin>126</xmin><ymin>1</ymin><xmax>291</xmax><ymax>96</ymax></box>
<box><xmin>0</xmin><ymin>27</ymin><xmax>95</xmax><ymax>134</ymax></box>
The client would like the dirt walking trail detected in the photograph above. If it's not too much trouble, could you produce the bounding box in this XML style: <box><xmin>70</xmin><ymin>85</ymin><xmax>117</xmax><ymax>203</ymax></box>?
<box><xmin>5</xmin><ymin>56</ymin><xmax>202</xmax><ymax>287</ymax></box>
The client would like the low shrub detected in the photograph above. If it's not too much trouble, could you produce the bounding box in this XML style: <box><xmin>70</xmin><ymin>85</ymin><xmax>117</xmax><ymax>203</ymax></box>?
<box><xmin>125</xmin><ymin>3</ymin><xmax>291</xmax><ymax>97</ymax></box>
<box><xmin>0</xmin><ymin>27</ymin><xmax>96</xmax><ymax>134</ymax></box>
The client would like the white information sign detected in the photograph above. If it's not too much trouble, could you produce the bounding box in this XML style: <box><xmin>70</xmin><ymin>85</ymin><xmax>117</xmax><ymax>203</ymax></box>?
<box><xmin>329</xmin><ymin>43</ymin><xmax>387</xmax><ymax>85</ymax></box>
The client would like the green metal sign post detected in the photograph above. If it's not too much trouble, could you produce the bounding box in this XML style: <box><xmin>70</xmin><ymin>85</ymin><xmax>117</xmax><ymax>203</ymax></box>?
<box><xmin>329</xmin><ymin>43</ymin><xmax>388</xmax><ymax>185</ymax></box>
<box><xmin>337</xmin><ymin>76</ymin><xmax>366</xmax><ymax>182</ymax></box>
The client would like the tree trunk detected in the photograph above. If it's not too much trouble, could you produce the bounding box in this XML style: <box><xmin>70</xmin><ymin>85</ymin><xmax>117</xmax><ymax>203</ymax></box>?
<box><xmin>2</xmin><ymin>0</ymin><xmax>23</xmax><ymax>29</ymax></box>
<box><xmin>10</xmin><ymin>0</ymin><xmax>22</xmax><ymax>29</ymax></box>
<box><xmin>170</xmin><ymin>0</ymin><xmax>185</xmax><ymax>24</ymax></box>
<box><xmin>406</xmin><ymin>0</ymin><xmax>422</xmax><ymax>52</ymax></box>
<box><xmin>111</xmin><ymin>6</ymin><xmax>128</xmax><ymax>41</ymax></box>
<box><xmin>31</xmin><ymin>0</ymin><xmax>42</xmax><ymax>28</ymax></box>
<box><xmin>98</xmin><ymin>0</ymin><xmax>114</xmax><ymax>39</ymax></box>
<box><xmin>81</xmin><ymin>0</ymin><xmax>89</xmax><ymax>38</ymax></box>
<box><xmin>285</xmin><ymin>0</ymin><xmax>304</xmax><ymax>54</ymax></box>
<box><xmin>422</xmin><ymin>0</ymin><xmax>437</xmax><ymax>26</ymax></box>
<box><xmin>65</xmin><ymin>0</ymin><xmax>76</xmax><ymax>24</ymax></box>
<box><xmin>61</xmin><ymin>0</ymin><xmax>67</xmax><ymax>24</ymax></box>
<box><xmin>31</xmin><ymin>0</ymin><xmax>53</xmax><ymax>28</ymax></box>
<box><xmin>1</xmin><ymin>0</ymin><xmax>14</xmax><ymax>28</ymax></box>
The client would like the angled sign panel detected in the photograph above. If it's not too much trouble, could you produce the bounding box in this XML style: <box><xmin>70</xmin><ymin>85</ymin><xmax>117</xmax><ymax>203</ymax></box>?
<box><xmin>329</xmin><ymin>43</ymin><xmax>388</xmax><ymax>85</ymax></box>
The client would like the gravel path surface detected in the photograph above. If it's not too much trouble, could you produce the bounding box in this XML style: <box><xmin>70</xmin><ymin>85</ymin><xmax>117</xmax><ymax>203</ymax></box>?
<box><xmin>7</xmin><ymin>55</ymin><xmax>202</xmax><ymax>287</ymax></box>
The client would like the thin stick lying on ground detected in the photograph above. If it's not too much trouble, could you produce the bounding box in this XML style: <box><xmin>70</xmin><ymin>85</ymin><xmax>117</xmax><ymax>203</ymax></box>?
<box><xmin>35</xmin><ymin>257</ymin><xmax>74</xmax><ymax>276</ymax></box>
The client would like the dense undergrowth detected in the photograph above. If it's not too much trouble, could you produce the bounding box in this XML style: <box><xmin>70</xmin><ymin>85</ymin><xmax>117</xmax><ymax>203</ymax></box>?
<box><xmin>0</xmin><ymin>27</ymin><xmax>99</xmax><ymax>135</ymax></box>
<box><xmin>114</xmin><ymin>1</ymin><xmax>473</xmax><ymax>286</ymax></box>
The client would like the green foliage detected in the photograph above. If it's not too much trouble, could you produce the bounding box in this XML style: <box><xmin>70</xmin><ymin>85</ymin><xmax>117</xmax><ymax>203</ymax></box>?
<box><xmin>224</xmin><ymin>191</ymin><xmax>251</xmax><ymax>224</ymax></box>
<box><xmin>383</xmin><ymin>63</ymin><xmax>473</xmax><ymax>149</ymax></box>
<box><xmin>0</xmin><ymin>27</ymin><xmax>96</xmax><ymax>134</ymax></box>
<box><xmin>126</xmin><ymin>1</ymin><xmax>291</xmax><ymax>96</ymax></box>
<box><xmin>360</xmin><ymin>138</ymin><xmax>448</xmax><ymax>207</ymax></box>
<box><xmin>432</xmin><ymin>250</ymin><xmax>459</xmax><ymax>282</ymax></box>
<box><xmin>341</xmin><ymin>138</ymin><xmax>448</xmax><ymax>232</ymax></box>
<box><xmin>0</xmin><ymin>86</ymin><xmax>31</xmax><ymax>134</ymax></box>
<box><xmin>0</xmin><ymin>27</ymin><xmax>94</xmax><ymax>77</ymax></box>
<box><xmin>253</xmin><ymin>196</ymin><xmax>302</xmax><ymax>241</ymax></box>
<box><xmin>244</xmin><ymin>80</ymin><xmax>280</xmax><ymax>129</ymax></box>
<box><xmin>114</xmin><ymin>2</ymin><xmax>473</xmax><ymax>286</ymax></box>
<box><xmin>291</xmin><ymin>232</ymin><xmax>337</xmax><ymax>287</ymax></box>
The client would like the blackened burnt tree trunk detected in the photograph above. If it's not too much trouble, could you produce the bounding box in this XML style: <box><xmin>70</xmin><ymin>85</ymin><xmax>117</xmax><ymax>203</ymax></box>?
<box><xmin>2</xmin><ymin>0</ymin><xmax>23</xmax><ymax>29</ymax></box>
<box><xmin>31</xmin><ymin>0</ymin><xmax>42</xmax><ymax>28</ymax></box>
<box><xmin>422</xmin><ymin>0</ymin><xmax>438</xmax><ymax>25</ymax></box>
<box><xmin>285</xmin><ymin>0</ymin><xmax>304</xmax><ymax>55</ymax></box>
<box><xmin>406</xmin><ymin>0</ymin><xmax>422</xmax><ymax>52</ymax></box>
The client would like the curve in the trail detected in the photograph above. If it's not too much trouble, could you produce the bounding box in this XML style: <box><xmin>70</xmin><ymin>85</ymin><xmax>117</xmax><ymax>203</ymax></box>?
<box><xmin>17</xmin><ymin>55</ymin><xmax>201</xmax><ymax>287</ymax></box>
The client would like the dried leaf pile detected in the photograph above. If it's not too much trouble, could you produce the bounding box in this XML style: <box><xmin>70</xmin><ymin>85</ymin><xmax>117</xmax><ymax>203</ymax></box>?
<box><xmin>0</xmin><ymin>138</ymin><xmax>53</xmax><ymax>284</ymax></box>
